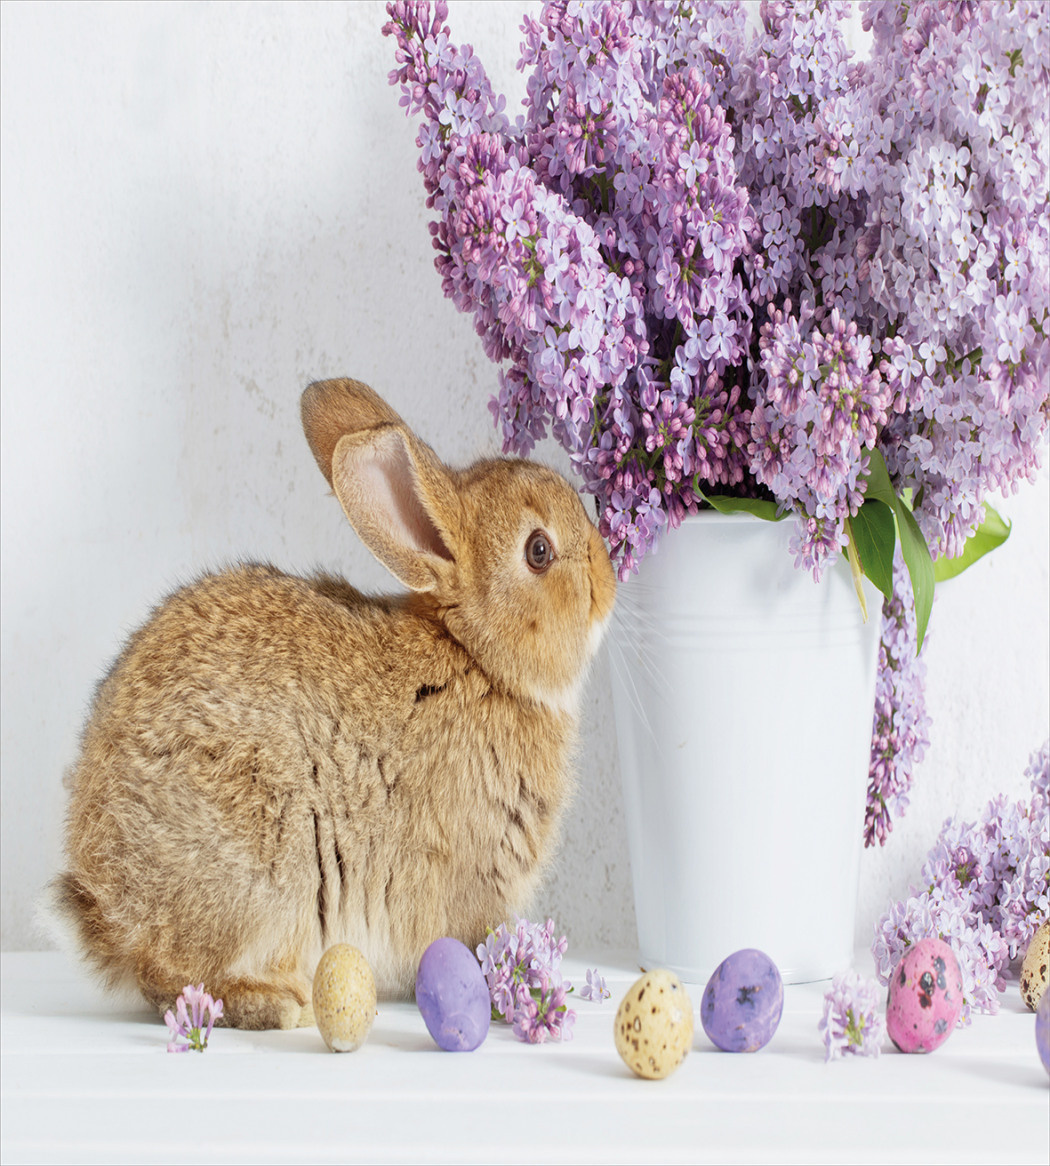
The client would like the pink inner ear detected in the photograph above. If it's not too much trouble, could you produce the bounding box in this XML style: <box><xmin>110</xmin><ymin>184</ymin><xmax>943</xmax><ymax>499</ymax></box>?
<box><xmin>359</xmin><ymin>434</ymin><xmax>453</xmax><ymax>562</ymax></box>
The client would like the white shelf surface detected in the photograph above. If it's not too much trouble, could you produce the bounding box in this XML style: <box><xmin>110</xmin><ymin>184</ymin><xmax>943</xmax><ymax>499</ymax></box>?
<box><xmin>2</xmin><ymin>949</ymin><xmax>1047</xmax><ymax>1165</ymax></box>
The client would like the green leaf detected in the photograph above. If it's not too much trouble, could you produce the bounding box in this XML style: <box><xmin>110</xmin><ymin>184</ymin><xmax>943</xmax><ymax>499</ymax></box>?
<box><xmin>845</xmin><ymin>526</ymin><xmax>870</xmax><ymax>623</ymax></box>
<box><xmin>700</xmin><ymin>493</ymin><xmax>783</xmax><ymax>522</ymax></box>
<box><xmin>933</xmin><ymin>505</ymin><xmax>1012</xmax><ymax>582</ymax></box>
<box><xmin>862</xmin><ymin>447</ymin><xmax>897</xmax><ymax>511</ymax></box>
<box><xmin>863</xmin><ymin>448</ymin><xmax>935</xmax><ymax>652</ymax></box>
<box><xmin>848</xmin><ymin>500</ymin><xmax>896</xmax><ymax>600</ymax></box>
<box><xmin>895</xmin><ymin>501</ymin><xmax>935</xmax><ymax>654</ymax></box>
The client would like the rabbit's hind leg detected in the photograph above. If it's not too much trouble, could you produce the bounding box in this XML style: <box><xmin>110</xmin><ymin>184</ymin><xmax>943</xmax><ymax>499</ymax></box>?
<box><xmin>137</xmin><ymin>961</ymin><xmax>313</xmax><ymax>1031</ymax></box>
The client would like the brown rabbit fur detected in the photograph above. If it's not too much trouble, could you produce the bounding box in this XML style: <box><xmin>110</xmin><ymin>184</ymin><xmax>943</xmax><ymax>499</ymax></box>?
<box><xmin>52</xmin><ymin>379</ymin><xmax>616</xmax><ymax>1029</ymax></box>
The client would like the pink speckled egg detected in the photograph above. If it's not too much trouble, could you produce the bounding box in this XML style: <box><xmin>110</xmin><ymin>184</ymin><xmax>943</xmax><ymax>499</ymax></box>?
<box><xmin>886</xmin><ymin>938</ymin><xmax>963</xmax><ymax>1054</ymax></box>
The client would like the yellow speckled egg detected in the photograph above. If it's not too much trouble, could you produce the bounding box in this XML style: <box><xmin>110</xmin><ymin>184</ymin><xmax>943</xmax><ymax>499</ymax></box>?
<box><xmin>1020</xmin><ymin>921</ymin><xmax>1049</xmax><ymax>1012</ymax></box>
<box><xmin>312</xmin><ymin>944</ymin><xmax>377</xmax><ymax>1052</ymax></box>
<box><xmin>614</xmin><ymin>968</ymin><xmax>694</xmax><ymax>1079</ymax></box>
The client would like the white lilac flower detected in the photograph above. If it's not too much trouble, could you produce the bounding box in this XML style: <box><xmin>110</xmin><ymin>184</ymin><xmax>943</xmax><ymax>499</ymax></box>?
<box><xmin>819</xmin><ymin>969</ymin><xmax>886</xmax><ymax>1062</ymax></box>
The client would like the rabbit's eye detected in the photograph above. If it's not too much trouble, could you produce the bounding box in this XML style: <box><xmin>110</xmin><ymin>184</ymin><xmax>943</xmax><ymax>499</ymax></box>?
<box><xmin>525</xmin><ymin>529</ymin><xmax>554</xmax><ymax>574</ymax></box>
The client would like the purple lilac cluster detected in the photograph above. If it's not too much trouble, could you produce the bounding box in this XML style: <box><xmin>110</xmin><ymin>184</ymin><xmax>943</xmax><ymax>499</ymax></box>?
<box><xmin>383</xmin><ymin>0</ymin><xmax>755</xmax><ymax>578</ymax></box>
<box><xmin>383</xmin><ymin>0</ymin><xmax>1049</xmax><ymax>574</ymax></box>
<box><xmin>476</xmin><ymin>918</ymin><xmax>576</xmax><ymax>1043</ymax></box>
<box><xmin>384</xmin><ymin>1</ymin><xmax>1049</xmax><ymax>839</ymax></box>
<box><xmin>865</xmin><ymin>550</ymin><xmax>931</xmax><ymax>847</ymax></box>
<box><xmin>873</xmin><ymin>741</ymin><xmax>1050</xmax><ymax>1021</ymax></box>
<box><xmin>164</xmin><ymin>983</ymin><xmax>223</xmax><ymax>1053</ymax></box>
<box><xmin>752</xmin><ymin>300</ymin><xmax>893</xmax><ymax>575</ymax></box>
<box><xmin>819</xmin><ymin>968</ymin><xmax>886</xmax><ymax>1061</ymax></box>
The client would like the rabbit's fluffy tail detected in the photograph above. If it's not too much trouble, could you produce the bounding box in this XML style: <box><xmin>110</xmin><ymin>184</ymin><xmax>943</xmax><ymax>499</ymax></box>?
<box><xmin>39</xmin><ymin>874</ymin><xmax>314</xmax><ymax>1027</ymax></box>
<box><xmin>36</xmin><ymin>872</ymin><xmax>137</xmax><ymax>996</ymax></box>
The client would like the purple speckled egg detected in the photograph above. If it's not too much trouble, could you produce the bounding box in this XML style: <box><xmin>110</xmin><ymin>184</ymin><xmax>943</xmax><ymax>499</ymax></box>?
<box><xmin>700</xmin><ymin>948</ymin><xmax>783</xmax><ymax>1053</ymax></box>
<box><xmin>886</xmin><ymin>938</ymin><xmax>963</xmax><ymax>1054</ymax></box>
<box><xmin>415</xmin><ymin>937</ymin><xmax>490</xmax><ymax>1052</ymax></box>
<box><xmin>1036</xmin><ymin>990</ymin><xmax>1050</xmax><ymax>1076</ymax></box>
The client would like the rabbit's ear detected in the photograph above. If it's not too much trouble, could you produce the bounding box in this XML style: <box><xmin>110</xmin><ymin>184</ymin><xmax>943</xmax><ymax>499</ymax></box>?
<box><xmin>331</xmin><ymin>425</ymin><xmax>458</xmax><ymax>593</ymax></box>
<box><xmin>301</xmin><ymin>379</ymin><xmax>405</xmax><ymax>490</ymax></box>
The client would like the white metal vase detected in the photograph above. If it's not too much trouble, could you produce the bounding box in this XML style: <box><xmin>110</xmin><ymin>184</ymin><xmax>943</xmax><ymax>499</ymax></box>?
<box><xmin>609</xmin><ymin>511</ymin><xmax>883</xmax><ymax>985</ymax></box>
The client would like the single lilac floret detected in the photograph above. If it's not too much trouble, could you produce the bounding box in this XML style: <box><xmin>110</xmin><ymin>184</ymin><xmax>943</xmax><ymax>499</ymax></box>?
<box><xmin>578</xmin><ymin>967</ymin><xmax>611</xmax><ymax>1003</ymax></box>
<box><xmin>164</xmin><ymin>983</ymin><xmax>223</xmax><ymax>1053</ymax></box>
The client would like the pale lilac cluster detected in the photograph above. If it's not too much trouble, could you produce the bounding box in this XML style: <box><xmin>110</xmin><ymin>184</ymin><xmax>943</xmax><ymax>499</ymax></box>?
<box><xmin>856</xmin><ymin>1</ymin><xmax>1050</xmax><ymax>561</ymax></box>
<box><xmin>476</xmin><ymin>918</ymin><xmax>576</xmax><ymax>1043</ymax></box>
<box><xmin>920</xmin><ymin>742</ymin><xmax>1050</xmax><ymax>961</ymax></box>
<box><xmin>164</xmin><ymin>983</ymin><xmax>223</xmax><ymax>1053</ymax></box>
<box><xmin>873</xmin><ymin>741</ymin><xmax>1050</xmax><ymax>1021</ymax></box>
<box><xmin>819</xmin><ymin>969</ymin><xmax>886</xmax><ymax>1061</ymax></box>
<box><xmin>731</xmin><ymin>0</ymin><xmax>1049</xmax><ymax>566</ymax></box>
<box><xmin>865</xmin><ymin>550</ymin><xmax>931</xmax><ymax>846</ymax></box>
<box><xmin>723</xmin><ymin>0</ymin><xmax>906</xmax><ymax>572</ymax></box>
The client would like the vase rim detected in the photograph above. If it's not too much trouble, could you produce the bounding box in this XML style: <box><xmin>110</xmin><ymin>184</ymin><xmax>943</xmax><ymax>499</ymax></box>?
<box><xmin>677</xmin><ymin>508</ymin><xmax>785</xmax><ymax>524</ymax></box>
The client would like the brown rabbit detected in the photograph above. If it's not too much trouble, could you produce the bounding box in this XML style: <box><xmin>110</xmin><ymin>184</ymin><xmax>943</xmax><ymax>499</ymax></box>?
<box><xmin>52</xmin><ymin>378</ymin><xmax>616</xmax><ymax>1029</ymax></box>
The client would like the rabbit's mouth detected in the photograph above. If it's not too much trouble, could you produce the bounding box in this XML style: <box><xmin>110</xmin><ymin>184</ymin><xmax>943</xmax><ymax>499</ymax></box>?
<box><xmin>586</xmin><ymin>609</ymin><xmax>613</xmax><ymax>659</ymax></box>
<box><xmin>531</xmin><ymin>540</ymin><xmax>615</xmax><ymax>719</ymax></box>
<box><xmin>587</xmin><ymin>527</ymin><xmax>618</xmax><ymax>632</ymax></box>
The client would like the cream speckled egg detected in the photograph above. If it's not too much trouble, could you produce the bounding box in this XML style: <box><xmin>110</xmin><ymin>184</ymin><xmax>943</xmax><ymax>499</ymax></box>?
<box><xmin>312</xmin><ymin>944</ymin><xmax>377</xmax><ymax>1052</ymax></box>
<box><xmin>1020</xmin><ymin>921</ymin><xmax>1049</xmax><ymax>1012</ymax></box>
<box><xmin>614</xmin><ymin>969</ymin><xmax>694</xmax><ymax>1080</ymax></box>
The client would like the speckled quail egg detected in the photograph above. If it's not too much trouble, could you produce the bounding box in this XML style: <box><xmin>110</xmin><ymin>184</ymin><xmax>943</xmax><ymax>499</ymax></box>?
<box><xmin>1019</xmin><ymin>920</ymin><xmax>1048</xmax><ymax>1012</ymax></box>
<box><xmin>614</xmin><ymin>968</ymin><xmax>694</xmax><ymax>1080</ymax></box>
<box><xmin>312</xmin><ymin>944</ymin><xmax>377</xmax><ymax>1052</ymax></box>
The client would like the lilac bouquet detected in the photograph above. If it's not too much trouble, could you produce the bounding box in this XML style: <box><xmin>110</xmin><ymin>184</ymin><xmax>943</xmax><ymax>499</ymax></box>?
<box><xmin>873</xmin><ymin>741</ymin><xmax>1049</xmax><ymax>1021</ymax></box>
<box><xmin>383</xmin><ymin>1</ymin><xmax>1049</xmax><ymax>841</ymax></box>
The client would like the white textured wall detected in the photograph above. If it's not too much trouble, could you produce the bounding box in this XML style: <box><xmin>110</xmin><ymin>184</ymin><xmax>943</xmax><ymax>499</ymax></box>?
<box><xmin>2</xmin><ymin>1</ymin><xmax>1047</xmax><ymax>958</ymax></box>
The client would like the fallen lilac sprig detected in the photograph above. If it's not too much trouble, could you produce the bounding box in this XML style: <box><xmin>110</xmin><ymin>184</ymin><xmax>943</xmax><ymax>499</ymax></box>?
<box><xmin>164</xmin><ymin>983</ymin><xmax>223</xmax><ymax>1053</ymax></box>
<box><xmin>819</xmin><ymin>969</ymin><xmax>885</xmax><ymax>1062</ymax></box>
<box><xmin>477</xmin><ymin>917</ymin><xmax>578</xmax><ymax>1042</ymax></box>
<box><xmin>511</xmin><ymin>970</ymin><xmax>575</xmax><ymax>1044</ymax></box>
<box><xmin>873</xmin><ymin>740</ymin><xmax>1049</xmax><ymax>1021</ymax></box>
